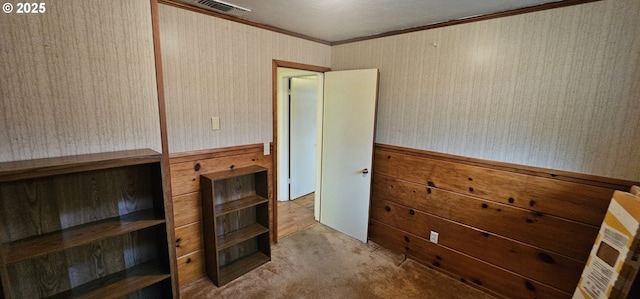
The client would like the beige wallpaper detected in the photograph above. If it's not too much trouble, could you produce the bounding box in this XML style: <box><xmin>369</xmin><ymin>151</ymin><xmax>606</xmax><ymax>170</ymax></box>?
<box><xmin>0</xmin><ymin>0</ymin><xmax>162</xmax><ymax>162</ymax></box>
<box><xmin>332</xmin><ymin>0</ymin><xmax>640</xmax><ymax>181</ymax></box>
<box><xmin>159</xmin><ymin>4</ymin><xmax>331</xmax><ymax>153</ymax></box>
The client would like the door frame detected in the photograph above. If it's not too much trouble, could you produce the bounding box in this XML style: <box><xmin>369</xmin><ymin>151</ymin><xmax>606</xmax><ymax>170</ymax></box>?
<box><xmin>271</xmin><ymin>60</ymin><xmax>330</xmax><ymax>243</ymax></box>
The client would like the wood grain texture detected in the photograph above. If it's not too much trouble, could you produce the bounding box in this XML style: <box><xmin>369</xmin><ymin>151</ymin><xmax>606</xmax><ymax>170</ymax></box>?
<box><xmin>172</xmin><ymin>192</ymin><xmax>202</xmax><ymax>227</ymax></box>
<box><xmin>370</xmin><ymin>220</ymin><xmax>571</xmax><ymax>299</ymax></box>
<box><xmin>170</xmin><ymin>152</ymin><xmax>271</xmax><ymax>197</ymax></box>
<box><xmin>371</xmin><ymin>198</ymin><xmax>584</xmax><ymax>293</ymax></box>
<box><xmin>158</xmin><ymin>4</ymin><xmax>331</xmax><ymax>153</ymax></box>
<box><xmin>200</xmin><ymin>166</ymin><xmax>270</xmax><ymax>286</ymax></box>
<box><xmin>5</xmin><ymin>210</ymin><xmax>165</xmax><ymax>264</ymax></box>
<box><xmin>0</xmin><ymin>165</ymin><xmax>157</xmax><ymax>242</ymax></box>
<box><xmin>175</xmin><ymin>222</ymin><xmax>204</xmax><ymax>257</ymax></box>
<box><xmin>170</xmin><ymin>145</ymin><xmax>274</xmax><ymax>286</ymax></box>
<box><xmin>375</xmin><ymin>149</ymin><xmax>615</xmax><ymax>226</ymax></box>
<box><xmin>369</xmin><ymin>145</ymin><xmax>626</xmax><ymax>298</ymax></box>
<box><xmin>177</xmin><ymin>250</ymin><xmax>205</xmax><ymax>286</ymax></box>
<box><xmin>332</xmin><ymin>0</ymin><xmax>640</xmax><ymax>181</ymax></box>
<box><xmin>0</xmin><ymin>0</ymin><xmax>161</xmax><ymax>162</ymax></box>
<box><xmin>373</xmin><ymin>174</ymin><xmax>598</xmax><ymax>260</ymax></box>
<box><xmin>6</xmin><ymin>229</ymin><xmax>164</xmax><ymax>298</ymax></box>
<box><xmin>0</xmin><ymin>149</ymin><xmax>161</xmax><ymax>183</ymax></box>
<box><xmin>0</xmin><ymin>155</ymin><xmax>173</xmax><ymax>298</ymax></box>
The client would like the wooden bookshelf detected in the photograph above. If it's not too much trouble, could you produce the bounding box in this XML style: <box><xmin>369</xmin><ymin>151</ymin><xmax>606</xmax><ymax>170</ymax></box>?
<box><xmin>218</xmin><ymin>251</ymin><xmax>270</xmax><ymax>286</ymax></box>
<box><xmin>48</xmin><ymin>261</ymin><xmax>170</xmax><ymax>299</ymax></box>
<box><xmin>217</xmin><ymin>223</ymin><xmax>269</xmax><ymax>250</ymax></box>
<box><xmin>5</xmin><ymin>209</ymin><xmax>165</xmax><ymax>264</ymax></box>
<box><xmin>0</xmin><ymin>150</ymin><xmax>174</xmax><ymax>298</ymax></box>
<box><xmin>215</xmin><ymin>195</ymin><xmax>268</xmax><ymax>215</ymax></box>
<box><xmin>200</xmin><ymin>165</ymin><xmax>271</xmax><ymax>286</ymax></box>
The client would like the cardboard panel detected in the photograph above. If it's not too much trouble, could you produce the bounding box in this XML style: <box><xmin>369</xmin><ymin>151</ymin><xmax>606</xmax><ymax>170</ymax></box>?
<box><xmin>574</xmin><ymin>190</ymin><xmax>640</xmax><ymax>298</ymax></box>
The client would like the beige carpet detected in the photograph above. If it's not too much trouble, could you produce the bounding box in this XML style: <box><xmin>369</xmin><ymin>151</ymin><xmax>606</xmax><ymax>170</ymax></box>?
<box><xmin>181</xmin><ymin>223</ymin><xmax>496</xmax><ymax>299</ymax></box>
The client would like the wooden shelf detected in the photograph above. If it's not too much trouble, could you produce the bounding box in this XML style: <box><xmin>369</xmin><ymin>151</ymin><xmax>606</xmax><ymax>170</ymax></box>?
<box><xmin>218</xmin><ymin>252</ymin><xmax>270</xmax><ymax>286</ymax></box>
<box><xmin>0</xmin><ymin>149</ymin><xmax>161</xmax><ymax>182</ymax></box>
<box><xmin>215</xmin><ymin>195</ymin><xmax>268</xmax><ymax>216</ymax></box>
<box><xmin>0</xmin><ymin>150</ymin><xmax>174</xmax><ymax>298</ymax></box>
<box><xmin>200</xmin><ymin>165</ymin><xmax>270</xmax><ymax>286</ymax></box>
<box><xmin>217</xmin><ymin>223</ymin><xmax>269</xmax><ymax>250</ymax></box>
<box><xmin>5</xmin><ymin>209</ymin><xmax>166</xmax><ymax>264</ymax></box>
<box><xmin>48</xmin><ymin>260</ymin><xmax>170</xmax><ymax>299</ymax></box>
<box><xmin>200</xmin><ymin>165</ymin><xmax>267</xmax><ymax>182</ymax></box>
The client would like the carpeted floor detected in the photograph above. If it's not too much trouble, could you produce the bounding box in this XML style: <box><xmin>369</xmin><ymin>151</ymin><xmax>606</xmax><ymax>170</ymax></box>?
<box><xmin>181</xmin><ymin>223</ymin><xmax>496</xmax><ymax>299</ymax></box>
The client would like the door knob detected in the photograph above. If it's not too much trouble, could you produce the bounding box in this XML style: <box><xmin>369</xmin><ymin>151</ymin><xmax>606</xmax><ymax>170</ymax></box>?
<box><xmin>362</xmin><ymin>168</ymin><xmax>369</xmax><ymax>174</ymax></box>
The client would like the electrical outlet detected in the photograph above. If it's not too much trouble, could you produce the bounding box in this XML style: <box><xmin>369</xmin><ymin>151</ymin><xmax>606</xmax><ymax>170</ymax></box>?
<box><xmin>430</xmin><ymin>231</ymin><xmax>439</xmax><ymax>244</ymax></box>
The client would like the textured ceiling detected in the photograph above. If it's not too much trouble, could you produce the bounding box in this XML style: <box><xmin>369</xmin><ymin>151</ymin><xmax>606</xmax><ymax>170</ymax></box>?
<box><xmin>179</xmin><ymin>0</ymin><xmax>563</xmax><ymax>43</ymax></box>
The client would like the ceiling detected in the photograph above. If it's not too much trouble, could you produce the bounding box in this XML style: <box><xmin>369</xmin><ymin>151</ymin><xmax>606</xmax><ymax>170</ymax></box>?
<box><xmin>176</xmin><ymin>0</ymin><xmax>565</xmax><ymax>43</ymax></box>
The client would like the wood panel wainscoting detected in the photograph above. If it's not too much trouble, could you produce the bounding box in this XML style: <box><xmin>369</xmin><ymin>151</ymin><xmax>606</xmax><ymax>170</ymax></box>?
<box><xmin>168</xmin><ymin>144</ymin><xmax>273</xmax><ymax>288</ymax></box>
<box><xmin>370</xmin><ymin>143</ymin><xmax>639</xmax><ymax>299</ymax></box>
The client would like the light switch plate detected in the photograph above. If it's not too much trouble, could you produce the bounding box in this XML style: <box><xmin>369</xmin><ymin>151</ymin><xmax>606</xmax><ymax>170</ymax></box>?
<box><xmin>211</xmin><ymin>117</ymin><xmax>220</xmax><ymax>131</ymax></box>
<box><xmin>263</xmin><ymin>142</ymin><xmax>270</xmax><ymax>155</ymax></box>
<box><xmin>430</xmin><ymin>231</ymin><xmax>439</xmax><ymax>244</ymax></box>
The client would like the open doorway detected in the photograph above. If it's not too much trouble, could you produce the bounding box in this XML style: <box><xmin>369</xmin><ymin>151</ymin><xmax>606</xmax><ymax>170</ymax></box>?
<box><xmin>275</xmin><ymin>67</ymin><xmax>325</xmax><ymax>240</ymax></box>
<box><xmin>272</xmin><ymin>60</ymin><xmax>379</xmax><ymax>243</ymax></box>
<box><xmin>272</xmin><ymin>60</ymin><xmax>330</xmax><ymax>241</ymax></box>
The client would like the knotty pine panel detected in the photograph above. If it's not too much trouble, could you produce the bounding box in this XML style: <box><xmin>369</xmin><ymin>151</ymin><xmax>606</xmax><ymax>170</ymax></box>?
<box><xmin>370</xmin><ymin>220</ymin><xmax>570</xmax><ymax>299</ymax></box>
<box><xmin>372</xmin><ymin>173</ymin><xmax>598</xmax><ymax>260</ymax></box>
<box><xmin>375</xmin><ymin>149</ymin><xmax>613</xmax><ymax>226</ymax></box>
<box><xmin>170</xmin><ymin>152</ymin><xmax>271</xmax><ymax>197</ymax></box>
<box><xmin>170</xmin><ymin>144</ymin><xmax>273</xmax><ymax>287</ymax></box>
<box><xmin>371</xmin><ymin>198</ymin><xmax>583</xmax><ymax>293</ymax></box>
<box><xmin>177</xmin><ymin>250</ymin><xmax>204</xmax><ymax>286</ymax></box>
<box><xmin>0</xmin><ymin>0</ymin><xmax>161</xmax><ymax>162</ymax></box>
<box><xmin>172</xmin><ymin>192</ymin><xmax>202</xmax><ymax>227</ymax></box>
<box><xmin>175</xmin><ymin>222</ymin><xmax>204</xmax><ymax>258</ymax></box>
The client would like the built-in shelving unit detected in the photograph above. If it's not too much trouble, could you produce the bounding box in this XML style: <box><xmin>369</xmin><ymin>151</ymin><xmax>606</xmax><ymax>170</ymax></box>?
<box><xmin>0</xmin><ymin>149</ymin><xmax>174</xmax><ymax>298</ymax></box>
<box><xmin>200</xmin><ymin>165</ymin><xmax>270</xmax><ymax>287</ymax></box>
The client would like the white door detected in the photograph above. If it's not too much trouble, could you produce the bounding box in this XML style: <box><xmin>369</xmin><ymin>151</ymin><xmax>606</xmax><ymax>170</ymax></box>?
<box><xmin>320</xmin><ymin>69</ymin><xmax>379</xmax><ymax>242</ymax></box>
<box><xmin>289</xmin><ymin>77</ymin><xmax>317</xmax><ymax>199</ymax></box>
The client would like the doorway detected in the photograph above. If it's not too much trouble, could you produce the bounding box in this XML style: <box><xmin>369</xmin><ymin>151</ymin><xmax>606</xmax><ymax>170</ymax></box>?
<box><xmin>271</xmin><ymin>60</ymin><xmax>379</xmax><ymax>243</ymax></box>
<box><xmin>272</xmin><ymin>60</ymin><xmax>330</xmax><ymax>241</ymax></box>
<box><xmin>277</xmin><ymin>72</ymin><xmax>323</xmax><ymax>239</ymax></box>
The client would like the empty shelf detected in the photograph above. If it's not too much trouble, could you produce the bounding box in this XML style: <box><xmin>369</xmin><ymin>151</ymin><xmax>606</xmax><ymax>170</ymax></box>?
<box><xmin>218</xmin><ymin>252</ymin><xmax>270</xmax><ymax>286</ymax></box>
<box><xmin>49</xmin><ymin>260</ymin><xmax>170</xmax><ymax>299</ymax></box>
<box><xmin>217</xmin><ymin>223</ymin><xmax>269</xmax><ymax>250</ymax></box>
<box><xmin>5</xmin><ymin>209</ymin><xmax>166</xmax><ymax>264</ymax></box>
<box><xmin>215</xmin><ymin>195</ymin><xmax>268</xmax><ymax>216</ymax></box>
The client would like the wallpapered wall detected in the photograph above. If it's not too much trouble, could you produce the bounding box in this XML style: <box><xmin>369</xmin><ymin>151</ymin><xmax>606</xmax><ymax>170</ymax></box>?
<box><xmin>0</xmin><ymin>0</ymin><xmax>161</xmax><ymax>161</ymax></box>
<box><xmin>332</xmin><ymin>0</ymin><xmax>640</xmax><ymax>181</ymax></box>
<box><xmin>159</xmin><ymin>4</ymin><xmax>331</xmax><ymax>154</ymax></box>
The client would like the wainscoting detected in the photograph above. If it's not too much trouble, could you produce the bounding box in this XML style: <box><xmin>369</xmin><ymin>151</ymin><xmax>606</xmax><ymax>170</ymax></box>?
<box><xmin>168</xmin><ymin>144</ymin><xmax>273</xmax><ymax>287</ymax></box>
<box><xmin>369</xmin><ymin>143</ymin><xmax>638</xmax><ymax>298</ymax></box>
